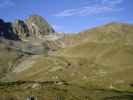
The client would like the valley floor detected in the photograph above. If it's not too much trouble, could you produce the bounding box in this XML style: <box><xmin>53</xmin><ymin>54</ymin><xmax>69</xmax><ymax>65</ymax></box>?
<box><xmin>0</xmin><ymin>81</ymin><xmax>133</xmax><ymax>100</ymax></box>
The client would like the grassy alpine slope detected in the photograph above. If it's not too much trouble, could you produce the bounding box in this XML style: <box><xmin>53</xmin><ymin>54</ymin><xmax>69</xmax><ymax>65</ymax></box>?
<box><xmin>11</xmin><ymin>42</ymin><xmax>133</xmax><ymax>91</ymax></box>
<box><xmin>63</xmin><ymin>22</ymin><xmax>133</xmax><ymax>45</ymax></box>
<box><xmin>1</xmin><ymin>22</ymin><xmax>133</xmax><ymax>100</ymax></box>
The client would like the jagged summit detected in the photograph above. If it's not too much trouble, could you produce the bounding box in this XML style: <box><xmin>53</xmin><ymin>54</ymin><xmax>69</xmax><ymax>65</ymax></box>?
<box><xmin>0</xmin><ymin>14</ymin><xmax>55</xmax><ymax>40</ymax></box>
<box><xmin>26</xmin><ymin>15</ymin><xmax>55</xmax><ymax>37</ymax></box>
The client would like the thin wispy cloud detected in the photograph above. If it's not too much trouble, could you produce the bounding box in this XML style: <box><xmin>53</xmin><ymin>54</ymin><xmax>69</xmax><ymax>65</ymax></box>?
<box><xmin>54</xmin><ymin>0</ymin><xmax>124</xmax><ymax>17</ymax></box>
<box><xmin>54</xmin><ymin>5</ymin><xmax>121</xmax><ymax>17</ymax></box>
<box><xmin>0</xmin><ymin>0</ymin><xmax>15</xmax><ymax>8</ymax></box>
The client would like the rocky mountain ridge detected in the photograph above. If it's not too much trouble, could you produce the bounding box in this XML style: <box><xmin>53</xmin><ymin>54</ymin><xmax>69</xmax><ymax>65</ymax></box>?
<box><xmin>0</xmin><ymin>15</ymin><xmax>63</xmax><ymax>80</ymax></box>
<box><xmin>0</xmin><ymin>15</ymin><xmax>55</xmax><ymax>40</ymax></box>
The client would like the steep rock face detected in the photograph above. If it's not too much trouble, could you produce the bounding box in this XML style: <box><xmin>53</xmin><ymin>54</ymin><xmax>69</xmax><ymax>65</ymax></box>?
<box><xmin>0</xmin><ymin>15</ymin><xmax>55</xmax><ymax>40</ymax></box>
<box><xmin>26</xmin><ymin>15</ymin><xmax>55</xmax><ymax>38</ymax></box>
<box><xmin>12</xmin><ymin>20</ymin><xmax>29</xmax><ymax>39</ymax></box>
<box><xmin>0</xmin><ymin>19</ymin><xmax>19</xmax><ymax>40</ymax></box>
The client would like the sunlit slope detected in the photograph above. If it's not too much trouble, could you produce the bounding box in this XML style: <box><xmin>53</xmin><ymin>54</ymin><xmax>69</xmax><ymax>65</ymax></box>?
<box><xmin>57</xmin><ymin>42</ymin><xmax>133</xmax><ymax>66</ymax></box>
<box><xmin>11</xmin><ymin>42</ymin><xmax>133</xmax><ymax>90</ymax></box>
<box><xmin>63</xmin><ymin>23</ymin><xmax>133</xmax><ymax>45</ymax></box>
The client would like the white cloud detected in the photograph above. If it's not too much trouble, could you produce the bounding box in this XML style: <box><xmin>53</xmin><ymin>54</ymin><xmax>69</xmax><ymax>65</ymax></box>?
<box><xmin>0</xmin><ymin>0</ymin><xmax>15</xmax><ymax>8</ymax></box>
<box><xmin>54</xmin><ymin>5</ymin><xmax>122</xmax><ymax>17</ymax></box>
<box><xmin>54</xmin><ymin>0</ymin><xmax>124</xmax><ymax>17</ymax></box>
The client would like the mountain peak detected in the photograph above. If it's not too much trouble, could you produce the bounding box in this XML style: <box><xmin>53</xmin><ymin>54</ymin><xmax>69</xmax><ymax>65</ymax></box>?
<box><xmin>27</xmin><ymin>14</ymin><xmax>45</xmax><ymax>20</ymax></box>
<box><xmin>0</xmin><ymin>15</ymin><xmax>55</xmax><ymax>40</ymax></box>
<box><xmin>26</xmin><ymin>14</ymin><xmax>55</xmax><ymax>37</ymax></box>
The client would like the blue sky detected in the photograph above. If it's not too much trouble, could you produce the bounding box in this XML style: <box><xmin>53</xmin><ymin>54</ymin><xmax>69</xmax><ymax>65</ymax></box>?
<box><xmin>0</xmin><ymin>0</ymin><xmax>133</xmax><ymax>32</ymax></box>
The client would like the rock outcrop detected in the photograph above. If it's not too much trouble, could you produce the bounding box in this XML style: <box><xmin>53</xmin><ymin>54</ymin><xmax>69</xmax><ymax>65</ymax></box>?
<box><xmin>0</xmin><ymin>15</ymin><xmax>55</xmax><ymax>40</ymax></box>
<box><xmin>12</xmin><ymin>20</ymin><xmax>29</xmax><ymax>39</ymax></box>
<box><xmin>26</xmin><ymin>15</ymin><xmax>55</xmax><ymax>38</ymax></box>
<box><xmin>0</xmin><ymin>19</ymin><xmax>19</xmax><ymax>40</ymax></box>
